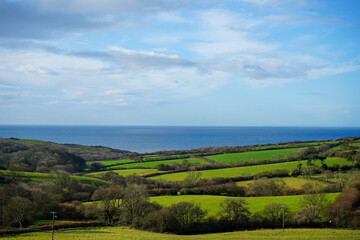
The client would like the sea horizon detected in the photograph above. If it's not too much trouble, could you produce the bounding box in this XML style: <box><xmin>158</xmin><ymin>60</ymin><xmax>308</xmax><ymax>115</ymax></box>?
<box><xmin>1</xmin><ymin>125</ymin><xmax>359</xmax><ymax>153</ymax></box>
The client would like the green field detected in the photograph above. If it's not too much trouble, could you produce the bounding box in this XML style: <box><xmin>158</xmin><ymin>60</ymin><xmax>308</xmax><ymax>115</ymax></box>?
<box><xmin>87</xmin><ymin>168</ymin><xmax>164</xmax><ymax>177</ymax></box>
<box><xmin>314</xmin><ymin>158</ymin><xmax>352</xmax><ymax>167</ymax></box>
<box><xmin>0</xmin><ymin>170</ymin><xmax>111</xmax><ymax>187</ymax></box>
<box><xmin>87</xmin><ymin>159</ymin><xmax>133</xmax><ymax>166</ymax></box>
<box><xmin>148</xmin><ymin>157</ymin><xmax>353</xmax><ymax>182</ymax></box>
<box><xmin>236</xmin><ymin>177</ymin><xmax>328</xmax><ymax>189</ymax></box>
<box><xmin>106</xmin><ymin>158</ymin><xmax>208</xmax><ymax>169</ymax></box>
<box><xmin>143</xmin><ymin>154</ymin><xmax>193</xmax><ymax>161</ymax></box>
<box><xmin>149</xmin><ymin>160</ymin><xmax>305</xmax><ymax>181</ymax></box>
<box><xmin>6</xmin><ymin>227</ymin><xmax>360</xmax><ymax>240</ymax></box>
<box><xmin>83</xmin><ymin>192</ymin><xmax>339</xmax><ymax>216</ymax></box>
<box><xmin>207</xmin><ymin>148</ymin><xmax>302</xmax><ymax>164</ymax></box>
<box><xmin>313</xmin><ymin>171</ymin><xmax>360</xmax><ymax>183</ymax></box>
<box><xmin>150</xmin><ymin>193</ymin><xmax>339</xmax><ymax>216</ymax></box>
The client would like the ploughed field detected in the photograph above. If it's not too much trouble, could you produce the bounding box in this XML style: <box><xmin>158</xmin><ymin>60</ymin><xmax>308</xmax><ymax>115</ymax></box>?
<box><xmin>6</xmin><ymin>227</ymin><xmax>360</xmax><ymax>240</ymax></box>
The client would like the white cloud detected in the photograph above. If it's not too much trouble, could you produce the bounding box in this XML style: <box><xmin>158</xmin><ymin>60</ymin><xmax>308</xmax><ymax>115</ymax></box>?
<box><xmin>34</xmin><ymin>0</ymin><xmax>198</xmax><ymax>14</ymax></box>
<box><xmin>189</xmin><ymin>9</ymin><xmax>276</xmax><ymax>57</ymax></box>
<box><xmin>0</xmin><ymin>48</ymin><xmax>228</xmax><ymax>107</ymax></box>
<box><xmin>181</xmin><ymin>8</ymin><xmax>360</xmax><ymax>87</ymax></box>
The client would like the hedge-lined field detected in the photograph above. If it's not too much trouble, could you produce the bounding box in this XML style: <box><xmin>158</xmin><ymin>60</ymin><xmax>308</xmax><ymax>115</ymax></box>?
<box><xmin>87</xmin><ymin>159</ymin><xmax>133</xmax><ymax>166</ymax></box>
<box><xmin>106</xmin><ymin>158</ymin><xmax>208</xmax><ymax>169</ymax></box>
<box><xmin>149</xmin><ymin>160</ymin><xmax>306</xmax><ymax>181</ymax></box>
<box><xmin>87</xmin><ymin>168</ymin><xmax>164</xmax><ymax>177</ymax></box>
<box><xmin>236</xmin><ymin>177</ymin><xmax>328</xmax><ymax>189</ymax></box>
<box><xmin>206</xmin><ymin>148</ymin><xmax>302</xmax><ymax>163</ymax></box>
<box><xmin>314</xmin><ymin>158</ymin><xmax>352</xmax><ymax>167</ymax></box>
<box><xmin>0</xmin><ymin>170</ymin><xmax>111</xmax><ymax>187</ymax></box>
<box><xmin>6</xmin><ymin>227</ymin><xmax>360</xmax><ymax>240</ymax></box>
<box><xmin>150</xmin><ymin>193</ymin><xmax>340</xmax><ymax>216</ymax></box>
<box><xmin>148</xmin><ymin>157</ymin><xmax>354</xmax><ymax>182</ymax></box>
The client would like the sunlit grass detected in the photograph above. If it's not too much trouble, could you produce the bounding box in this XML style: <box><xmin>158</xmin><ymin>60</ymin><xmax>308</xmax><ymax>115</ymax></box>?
<box><xmin>7</xmin><ymin>227</ymin><xmax>360</xmax><ymax>240</ymax></box>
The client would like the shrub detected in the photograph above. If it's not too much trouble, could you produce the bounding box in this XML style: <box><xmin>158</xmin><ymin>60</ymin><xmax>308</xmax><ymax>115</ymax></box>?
<box><xmin>247</xmin><ymin>177</ymin><xmax>286</xmax><ymax>196</ymax></box>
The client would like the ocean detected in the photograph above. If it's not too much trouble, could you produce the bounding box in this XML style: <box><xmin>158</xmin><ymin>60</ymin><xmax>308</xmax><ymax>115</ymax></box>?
<box><xmin>0</xmin><ymin>125</ymin><xmax>359</xmax><ymax>153</ymax></box>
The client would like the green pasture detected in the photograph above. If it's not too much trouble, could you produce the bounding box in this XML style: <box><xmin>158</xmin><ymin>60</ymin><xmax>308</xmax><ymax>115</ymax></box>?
<box><xmin>142</xmin><ymin>154</ymin><xmax>192</xmax><ymax>161</ymax></box>
<box><xmin>87</xmin><ymin>168</ymin><xmax>164</xmax><ymax>177</ymax></box>
<box><xmin>149</xmin><ymin>160</ymin><xmax>305</xmax><ymax>181</ymax></box>
<box><xmin>83</xmin><ymin>192</ymin><xmax>340</xmax><ymax>217</ymax></box>
<box><xmin>313</xmin><ymin>170</ymin><xmax>360</xmax><ymax>183</ymax></box>
<box><xmin>87</xmin><ymin>159</ymin><xmax>133</xmax><ymax>166</ymax></box>
<box><xmin>148</xmin><ymin>157</ymin><xmax>353</xmax><ymax>182</ymax></box>
<box><xmin>207</xmin><ymin>148</ymin><xmax>302</xmax><ymax>164</ymax></box>
<box><xmin>236</xmin><ymin>177</ymin><xmax>328</xmax><ymax>189</ymax></box>
<box><xmin>314</xmin><ymin>158</ymin><xmax>352</xmax><ymax>167</ymax></box>
<box><xmin>257</xmin><ymin>140</ymin><xmax>336</xmax><ymax>150</ymax></box>
<box><xmin>150</xmin><ymin>193</ymin><xmax>340</xmax><ymax>216</ymax></box>
<box><xmin>0</xmin><ymin>170</ymin><xmax>110</xmax><ymax>187</ymax></box>
<box><xmin>7</xmin><ymin>227</ymin><xmax>360</xmax><ymax>240</ymax></box>
<box><xmin>106</xmin><ymin>158</ymin><xmax>208</xmax><ymax>169</ymax></box>
<box><xmin>330</xmin><ymin>142</ymin><xmax>360</xmax><ymax>150</ymax></box>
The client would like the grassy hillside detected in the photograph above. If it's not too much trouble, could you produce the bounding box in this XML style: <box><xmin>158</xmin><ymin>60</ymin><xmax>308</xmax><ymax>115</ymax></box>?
<box><xmin>87</xmin><ymin>168</ymin><xmax>164</xmax><ymax>177</ymax></box>
<box><xmin>148</xmin><ymin>157</ymin><xmax>353</xmax><ymax>182</ymax></box>
<box><xmin>314</xmin><ymin>157</ymin><xmax>352</xmax><ymax>167</ymax></box>
<box><xmin>207</xmin><ymin>147</ymin><xmax>302</xmax><ymax>163</ymax></box>
<box><xmin>0</xmin><ymin>170</ymin><xmax>111</xmax><ymax>187</ymax></box>
<box><xmin>87</xmin><ymin>159</ymin><xmax>134</xmax><ymax>166</ymax></box>
<box><xmin>150</xmin><ymin>193</ymin><xmax>340</xmax><ymax>216</ymax></box>
<box><xmin>106</xmin><ymin>158</ymin><xmax>208</xmax><ymax>169</ymax></box>
<box><xmin>149</xmin><ymin>160</ymin><xmax>305</xmax><ymax>181</ymax></box>
<box><xmin>236</xmin><ymin>177</ymin><xmax>329</xmax><ymax>189</ymax></box>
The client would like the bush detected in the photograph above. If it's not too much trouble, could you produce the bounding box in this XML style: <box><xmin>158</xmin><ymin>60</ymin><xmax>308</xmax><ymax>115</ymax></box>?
<box><xmin>247</xmin><ymin>177</ymin><xmax>286</xmax><ymax>196</ymax></box>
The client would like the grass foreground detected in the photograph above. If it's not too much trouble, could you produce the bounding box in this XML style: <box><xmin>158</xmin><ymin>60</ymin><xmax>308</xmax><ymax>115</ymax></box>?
<box><xmin>5</xmin><ymin>227</ymin><xmax>360</xmax><ymax>240</ymax></box>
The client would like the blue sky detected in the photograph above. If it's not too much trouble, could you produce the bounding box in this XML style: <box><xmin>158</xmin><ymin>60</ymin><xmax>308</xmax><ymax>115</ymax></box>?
<box><xmin>0</xmin><ymin>0</ymin><xmax>359</xmax><ymax>126</ymax></box>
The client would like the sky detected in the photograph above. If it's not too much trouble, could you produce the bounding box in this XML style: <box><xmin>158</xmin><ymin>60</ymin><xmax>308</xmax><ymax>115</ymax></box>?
<box><xmin>0</xmin><ymin>0</ymin><xmax>360</xmax><ymax>127</ymax></box>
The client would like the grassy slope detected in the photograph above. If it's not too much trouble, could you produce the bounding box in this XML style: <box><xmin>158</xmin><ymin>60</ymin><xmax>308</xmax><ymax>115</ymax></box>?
<box><xmin>148</xmin><ymin>157</ymin><xmax>353</xmax><ymax>182</ymax></box>
<box><xmin>236</xmin><ymin>177</ymin><xmax>328</xmax><ymax>189</ymax></box>
<box><xmin>87</xmin><ymin>168</ymin><xmax>164</xmax><ymax>177</ymax></box>
<box><xmin>82</xmin><ymin>193</ymin><xmax>339</xmax><ymax>214</ymax></box>
<box><xmin>150</xmin><ymin>193</ymin><xmax>340</xmax><ymax>216</ymax></box>
<box><xmin>106</xmin><ymin>158</ymin><xmax>208</xmax><ymax>169</ymax></box>
<box><xmin>314</xmin><ymin>158</ymin><xmax>352</xmax><ymax>167</ymax></box>
<box><xmin>86</xmin><ymin>159</ymin><xmax>133</xmax><ymax>166</ymax></box>
<box><xmin>0</xmin><ymin>170</ymin><xmax>110</xmax><ymax>187</ymax></box>
<box><xmin>7</xmin><ymin>227</ymin><xmax>360</xmax><ymax>240</ymax></box>
<box><xmin>83</xmin><ymin>192</ymin><xmax>339</xmax><ymax>214</ymax></box>
<box><xmin>149</xmin><ymin>160</ymin><xmax>305</xmax><ymax>181</ymax></box>
<box><xmin>207</xmin><ymin>148</ymin><xmax>302</xmax><ymax>163</ymax></box>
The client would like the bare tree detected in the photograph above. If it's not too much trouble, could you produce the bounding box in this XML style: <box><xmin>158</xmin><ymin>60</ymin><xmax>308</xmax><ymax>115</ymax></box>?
<box><xmin>3</xmin><ymin>197</ymin><xmax>34</xmax><ymax>228</ymax></box>
<box><xmin>295</xmin><ymin>182</ymin><xmax>329</xmax><ymax>224</ymax></box>
<box><xmin>219</xmin><ymin>198</ymin><xmax>250</xmax><ymax>228</ymax></box>
<box><xmin>183</xmin><ymin>171</ymin><xmax>202</xmax><ymax>188</ymax></box>
<box><xmin>169</xmin><ymin>201</ymin><xmax>207</xmax><ymax>228</ymax></box>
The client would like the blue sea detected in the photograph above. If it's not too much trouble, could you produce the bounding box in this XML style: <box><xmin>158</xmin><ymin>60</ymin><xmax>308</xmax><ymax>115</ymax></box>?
<box><xmin>0</xmin><ymin>126</ymin><xmax>359</xmax><ymax>153</ymax></box>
